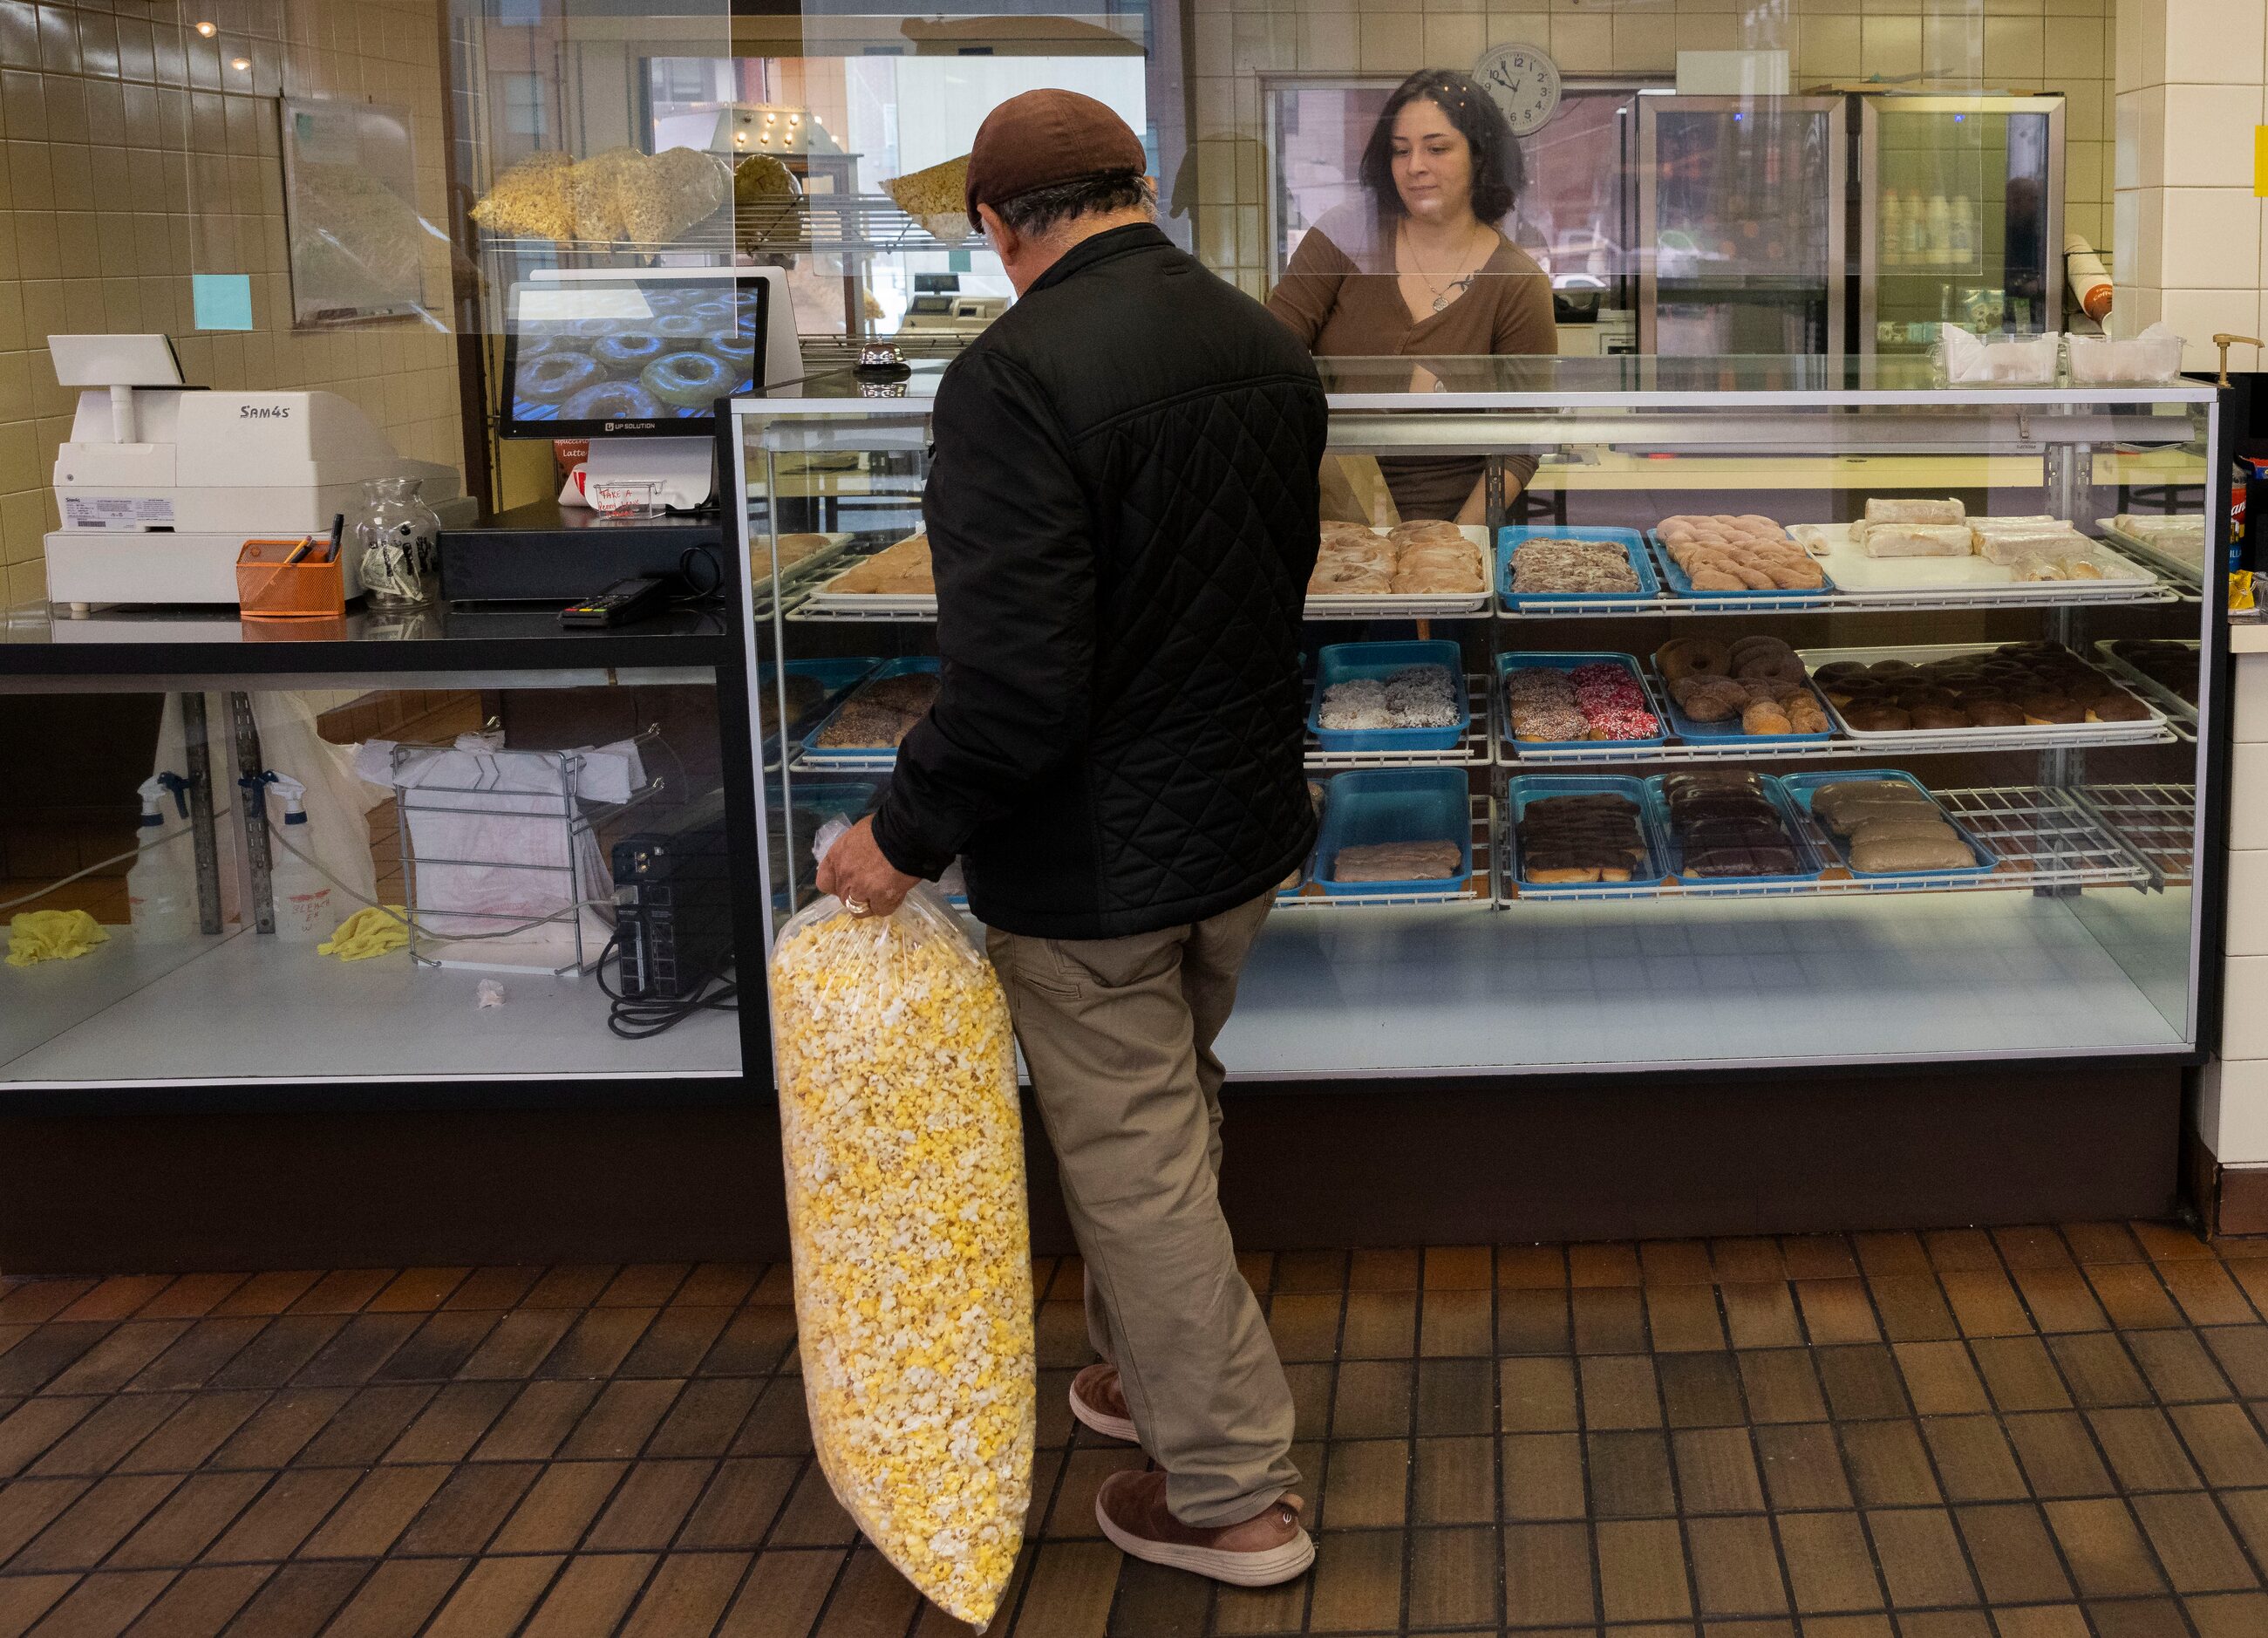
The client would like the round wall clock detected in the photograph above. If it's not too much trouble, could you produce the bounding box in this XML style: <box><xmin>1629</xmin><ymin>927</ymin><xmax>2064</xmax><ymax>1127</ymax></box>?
<box><xmin>1474</xmin><ymin>43</ymin><xmax>1563</xmax><ymax>138</ymax></box>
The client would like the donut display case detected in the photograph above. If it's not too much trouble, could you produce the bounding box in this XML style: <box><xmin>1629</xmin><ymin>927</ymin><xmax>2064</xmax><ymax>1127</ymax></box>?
<box><xmin>733</xmin><ymin>356</ymin><xmax>2225</xmax><ymax>1080</ymax></box>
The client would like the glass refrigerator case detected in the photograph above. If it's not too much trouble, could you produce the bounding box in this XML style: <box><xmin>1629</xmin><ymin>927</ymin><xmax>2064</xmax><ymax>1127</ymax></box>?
<box><xmin>735</xmin><ymin>358</ymin><xmax>2218</xmax><ymax>1080</ymax></box>
<box><xmin>1638</xmin><ymin>97</ymin><xmax>1845</xmax><ymax>358</ymax></box>
<box><xmin>1859</xmin><ymin>94</ymin><xmax>2065</xmax><ymax>358</ymax></box>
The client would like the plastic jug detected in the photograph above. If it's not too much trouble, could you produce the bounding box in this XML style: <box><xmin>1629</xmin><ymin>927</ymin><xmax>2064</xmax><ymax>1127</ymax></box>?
<box><xmin>265</xmin><ymin>775</ymin><xmax>336</xmax><ymax>943</ymax></box>
<box><xmin>126</xmin><ymin>772</ymin><xmax>199</xmax><ymax>940</ymax></box>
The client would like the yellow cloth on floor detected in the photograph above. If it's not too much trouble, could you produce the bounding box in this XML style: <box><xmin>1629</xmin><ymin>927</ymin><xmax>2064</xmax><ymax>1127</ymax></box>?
<box><xmin>318</xmin><ymin>905</ymin><xmax>409</xmax><ymax>961</ymax></box>
<box><xmin>5</xmin><ymin>910</ymin><xmax>109</xmax><ymax>967</ymax></box>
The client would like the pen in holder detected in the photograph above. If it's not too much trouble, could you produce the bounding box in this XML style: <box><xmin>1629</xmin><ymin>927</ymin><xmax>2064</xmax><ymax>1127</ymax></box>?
<box><xmin>237</xmin><ymin>536</ymin><xmax>344</xmax><ymax>620</ymax></box>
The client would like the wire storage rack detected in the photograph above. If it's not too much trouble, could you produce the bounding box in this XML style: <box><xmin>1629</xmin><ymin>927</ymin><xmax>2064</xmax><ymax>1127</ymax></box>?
<box><xmin>388</xmin><ymin>734</ymin><xmax>663</xmax><ymax>975</ymax></box>
<box><xmin>2075</xmin><ymin>783</ymin><xmax>2198</xmax><ymax>888</ymax></box>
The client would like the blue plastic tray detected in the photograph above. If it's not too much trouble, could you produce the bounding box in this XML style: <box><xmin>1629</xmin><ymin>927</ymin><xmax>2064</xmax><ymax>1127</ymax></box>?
<box><xmin>1643</xmin><ymin>773</ymin><xmax>1824</xmax><ymax>886</ymax></box>
<box><xmin>1504</xmin><ymin>775</ymin><xmax>1669</xmax><ymax>891</ymax></box>
<box><xmin>1499</xmin><ymin>525</ymin><xmax>1660</xmax><ymax>611</ymax></box>
<box><xmin>1308</xmin><ymin>641</ymin><xmax>1468</xmax><ymax>752</ymax></box>
<box><xmin>1496</xmin><ymin>652</ymin><xmax>1669</xmax><ymax>755</ymax></box>
<box><xmin>1311</xmin><ymin>768</ymin><xmax>1473</xmax><ymax>897</ymax></box>
<box><xmin>799</xmin><ymin>656</ymin><xmax>940</xmax><ymax>764</ymax></box>
<box><xmin>1279</xmin><ymin>777</ymin><xmax>1327</xmax><ymax>900</ymax></box>
<box><xmin>759</xmin><ymin>658</ymin><xmax>880</xmax><ymax>750</ymax></box>
<box><xmin>1647</xmin><ymin>664</ymin><xmax>1840</xmax><ymax>747</ymax></box>
<box><xmin>1647</xmin><ymin>529</ymin><xmax>1836</xmax><ymax>603</ymax></box>
<box><xmin>1779</xmin><ymin>769</ymin><xmax>1999</xmax><ymax>880</ymax></box>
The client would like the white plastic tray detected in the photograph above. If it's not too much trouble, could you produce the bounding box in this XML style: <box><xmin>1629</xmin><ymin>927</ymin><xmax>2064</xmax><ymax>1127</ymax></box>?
<box><xmin>2095</xmin><ymin>515</ymin><xmax>2206</xmax><ymax>583</ymax></box>
<box><xmin>1795</xmin><ymin>642</ymin><xmax>2172</xmax><ymax>752</ymax></box>
<box><xmin>1307</xmin><ymin>524</ymin><xmax>1491</xmax><ymax>619</ymax></box>
<box><xmin>2090</xmin><ymin>638</ymin><xmax>2200</xmax><ymax>724</ymax></box>
<box><xmin>1788</xmin><ymin>522</ymin><xmax>2154</xmax><ymax>598</ymax></box>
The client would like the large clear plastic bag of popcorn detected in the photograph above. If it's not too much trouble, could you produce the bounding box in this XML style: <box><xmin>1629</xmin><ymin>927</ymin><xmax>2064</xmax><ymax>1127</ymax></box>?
<box><xmin>766</xmin><ymin>831</ymin><xmax>1035</xmax><ymax>1628</ymax></box>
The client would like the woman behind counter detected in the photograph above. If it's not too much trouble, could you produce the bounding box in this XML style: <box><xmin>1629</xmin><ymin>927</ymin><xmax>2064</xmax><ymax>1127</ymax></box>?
<box><xmin>1267</xmin><ymin>68</ymin><xmax>1555</xmax><ymax>523</ymax></box>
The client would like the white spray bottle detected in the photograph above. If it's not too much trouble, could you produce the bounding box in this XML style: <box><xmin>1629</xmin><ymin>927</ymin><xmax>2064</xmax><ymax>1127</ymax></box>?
<box><xmin>264</xmin><ymin>774</ymin><xmax>336</xmax><ymax>943</ymax></box>
<box><xmin>127</xmin><ymin>772</ymin><xmax>198</xmax><ymax>940</ymax></box>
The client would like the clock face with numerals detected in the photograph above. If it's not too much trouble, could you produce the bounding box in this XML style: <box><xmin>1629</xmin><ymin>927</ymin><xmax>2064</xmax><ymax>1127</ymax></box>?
<box><xmin>1474</xmin><ymin>43</ymin><xmax>1562</xmax><ymax>137</ymax></box>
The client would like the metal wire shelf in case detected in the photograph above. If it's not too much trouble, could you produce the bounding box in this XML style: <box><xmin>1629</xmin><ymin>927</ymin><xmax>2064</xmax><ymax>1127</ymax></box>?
<box><xmin>2074</xmin><ymin>784</ymin><xmax>2197</xmax><ymax>888</ymax></box>
<box><xmin>1501</xmin><ymin>720</ymin><xmax>2179</xmax><ymax>767</ymax></box>
<box><xmin>1496</xmin><ymin>579</ymin><xmax>2183</xmax><ymax>619</ymax></box>
<box><xmin>1495</xmin><ymin>784</ymin><xmax>2152</xmax><ymax>902</ymax></box>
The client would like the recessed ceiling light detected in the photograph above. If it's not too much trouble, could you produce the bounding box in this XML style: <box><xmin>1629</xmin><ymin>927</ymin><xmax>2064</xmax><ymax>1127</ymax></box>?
<box><xmin>230</xmin><ymin>57</ymin><xmax>249</xmax><ymax>72</ymax></box>
<box><xmin>195</xmin><ymin>20</ymin><xmax>216</xmax><ymax>36</ymax></box>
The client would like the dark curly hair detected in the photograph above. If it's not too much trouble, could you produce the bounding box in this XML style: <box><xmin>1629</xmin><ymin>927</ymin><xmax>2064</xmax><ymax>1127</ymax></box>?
<box><xmin>1359</xmin><ymin>69</ymin><xmax>1524</xmax><ymax>227</ymax></box>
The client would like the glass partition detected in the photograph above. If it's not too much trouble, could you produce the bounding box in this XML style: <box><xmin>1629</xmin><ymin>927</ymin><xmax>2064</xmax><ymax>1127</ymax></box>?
<box><xmin>735</xmin><ymin>378</ymin><xmax>2215</xmax><ymax>1077</ymax></box>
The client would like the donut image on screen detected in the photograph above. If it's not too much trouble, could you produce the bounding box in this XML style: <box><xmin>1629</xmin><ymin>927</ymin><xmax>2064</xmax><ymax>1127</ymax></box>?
<box><xmin>507</xmin><ymin>282</ymin><xmax>759</xmax><ymax>426</ymax></box>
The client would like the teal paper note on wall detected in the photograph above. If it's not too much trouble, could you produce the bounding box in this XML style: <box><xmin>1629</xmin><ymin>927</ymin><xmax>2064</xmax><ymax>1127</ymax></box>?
<box><xmin>192</xmin><ymin>273</ymin><xmax>255</xmax><ymax>331</ymax></box>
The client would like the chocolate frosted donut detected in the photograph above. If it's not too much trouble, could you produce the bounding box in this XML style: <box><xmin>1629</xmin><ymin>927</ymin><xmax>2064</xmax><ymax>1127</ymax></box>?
<box><xmin>1965</xmin><ymin>700</ymin><xmax>2026</xmax><ymax>727</ymax></box>
<box><xmin>2088</xmin><ymin>693</ymin><xmax>2152</xmax><ymax>722</ymax></box>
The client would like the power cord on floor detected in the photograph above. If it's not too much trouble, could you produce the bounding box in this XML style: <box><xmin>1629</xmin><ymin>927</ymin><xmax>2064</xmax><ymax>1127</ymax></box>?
<box><xmin>0</xmin><ymin>826</ymin><xmax>194</xmax><ymax>916</ymax></box>
<box><xmin>593</xmin><ymin>925</ymin><xmax>739</xmax><ymax>1039</ymax></box>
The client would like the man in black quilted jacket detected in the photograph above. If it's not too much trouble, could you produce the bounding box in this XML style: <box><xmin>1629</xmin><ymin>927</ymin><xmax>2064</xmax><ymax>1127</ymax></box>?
<box><xmin>817</xmin><ymin>90</ymin><xmax>1327</xmax><ymax>1588</ymax></box>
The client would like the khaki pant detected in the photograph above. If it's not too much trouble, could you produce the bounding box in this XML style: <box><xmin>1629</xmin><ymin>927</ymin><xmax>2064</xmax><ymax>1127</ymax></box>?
<box><xmin>986</xmin><ymin>890</ymin><xmax>1298</xmax><ymax>1527</ymax></box>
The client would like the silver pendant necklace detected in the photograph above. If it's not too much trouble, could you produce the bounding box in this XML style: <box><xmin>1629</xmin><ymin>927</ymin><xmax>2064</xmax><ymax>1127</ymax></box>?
<box><xmin>1404</xmin><ymin>222</ymin><xmax>1482</xmax><ymax>312</ymax></box>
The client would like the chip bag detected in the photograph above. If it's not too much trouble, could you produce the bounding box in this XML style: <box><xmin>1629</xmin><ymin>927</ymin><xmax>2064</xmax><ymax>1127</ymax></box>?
<box><xmin>767</xmin><ymin>825</ymin><xmax>1034</xmax><ymax>1627</ymax></box>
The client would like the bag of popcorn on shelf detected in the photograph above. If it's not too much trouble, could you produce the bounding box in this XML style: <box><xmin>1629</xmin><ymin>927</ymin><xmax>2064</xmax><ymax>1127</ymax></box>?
<box><xmin>766</xmin><ymin>820</ymin><xmax>1035</xmax><ymax>1628</ymax></box>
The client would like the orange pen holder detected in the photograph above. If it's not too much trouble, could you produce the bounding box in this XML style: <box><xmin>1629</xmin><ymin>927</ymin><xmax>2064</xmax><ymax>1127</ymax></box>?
<box><xmin>237</xmin><ymin>538</ymin><xmax>344</xmax><ymax>621</ymax></box>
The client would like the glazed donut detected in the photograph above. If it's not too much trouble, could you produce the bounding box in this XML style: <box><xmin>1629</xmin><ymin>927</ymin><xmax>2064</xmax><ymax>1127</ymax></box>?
<box><xmin>642</xmin><ymin>349</ymin><xmax>736</xmax><ymax>410</ymax></box>
<box><xmin>704</xmin><ymin>331</ymin><xmax>757</xmax><ymax>369</ymax></box>
<box><xmin>561</xmin><ymin>379</ymin><xmax>664</xmax><ymax>422</ymax></box>
<box><xmin>654</xmin><ymin>314</ymin><xmax>706</xmax><ymax>339</ymax></box>
<box><xmin>519</xmin><ymin>349</ymin><xmax>599</xmax><ymax>405</ymax></box>
<box><xmin>569</xmin><ymin>316</ymin><xmax>620</xmax><ymax>339</ymax></box>
<box><xmin>688</xmin><ymin>300</ymin><xmax>738</xmax><ymax>325</ymax></box>
<box><xmin>516</xmin><ymin>335</ymin><xmax>555</xmax><ymax>359</ymax></box>
<box><xmin>593</xmin><ymin>330</ymin><xmax>667</xmax><ymax>369</ymax></box>
<box><xmin>1655</xmin><ymin>637</ymin><xmax>1733</xmax><ymax>682</ymax></box>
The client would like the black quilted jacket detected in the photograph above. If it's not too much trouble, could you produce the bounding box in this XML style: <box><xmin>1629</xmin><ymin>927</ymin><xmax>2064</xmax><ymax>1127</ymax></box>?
<box><xmin>869</xmin><ymin>222</ymin><xmax>1329</xmax><ymax>939</ymax></box>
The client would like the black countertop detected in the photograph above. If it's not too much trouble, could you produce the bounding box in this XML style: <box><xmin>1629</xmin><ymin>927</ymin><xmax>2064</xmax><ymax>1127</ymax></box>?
<box><xmin>0</xmin><ymin>601</ymin><xmax>739</xmax><ymax>676</ymax></box>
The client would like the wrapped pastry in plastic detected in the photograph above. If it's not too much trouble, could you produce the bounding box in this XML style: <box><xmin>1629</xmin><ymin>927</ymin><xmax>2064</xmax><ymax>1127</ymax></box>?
<box><xmin>767</xmin><ymin>833</ymin><xmax>1034</xmax><ymax>1628</ymax></box>
<box><xmin>1860</xmin><ymin>524</ymin><xmax>1972</xmax><ymax>559</ymax></box>
<box><xmin>1863</xmin><ymin>497</ymin><xmax>1964</xmax><ymax>526</ymax></box>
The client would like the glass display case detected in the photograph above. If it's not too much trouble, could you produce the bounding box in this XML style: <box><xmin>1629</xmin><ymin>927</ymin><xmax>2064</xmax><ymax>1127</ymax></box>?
<box><xmin>735</xmin><ymin>358</ymin><xmax>2219</xmax><ymax>1079</ymax></box>
<box><xmin>1858</xmin><ymin>95</ymin><xmax>2065</xmax><ymax>358</ymax></box>
<box><xmin>1638</xmin><ymin>98</ymin><xmax>1845</xmax><ymax>358</ymax></box>
<box><xmin>0</xmin><ymin>615</ymin><xmax>756</xmax><ymax>1095</ymax></box>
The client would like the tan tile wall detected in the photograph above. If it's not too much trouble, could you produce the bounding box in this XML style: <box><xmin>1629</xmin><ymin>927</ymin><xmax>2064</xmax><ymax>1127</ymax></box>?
<box><xmin>1184</xmin><ymin>0</ymin><xmax>2116</xmax><ymax>296</ymax></box>
<box><xmin>0</xmin><ymin>0</ymin><xmax>464</xmax><ymax>609</ymax></box>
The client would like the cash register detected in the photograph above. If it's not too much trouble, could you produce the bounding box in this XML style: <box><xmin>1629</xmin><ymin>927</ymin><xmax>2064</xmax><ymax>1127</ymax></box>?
<box><xmin>40</xmin><ymin>332</ymin><xmax>475</xmax><ymax>611</ymax></box>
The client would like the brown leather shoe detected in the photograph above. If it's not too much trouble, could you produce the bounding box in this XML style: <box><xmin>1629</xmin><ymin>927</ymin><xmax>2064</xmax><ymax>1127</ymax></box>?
<box><xmin>1095</xmin><ymin>1469</ymin><xmax>1314</xmax><ymax>1587</ymax></box>
<box><xmin>1068</xmin><ymin>1362</ymin><xmax>1138</xmax><ymax>1443</ymax></box>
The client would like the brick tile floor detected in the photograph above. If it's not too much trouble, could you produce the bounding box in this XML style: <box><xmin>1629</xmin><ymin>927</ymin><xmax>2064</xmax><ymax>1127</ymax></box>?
<box><xmin>2</xmin><ymin>1224</ymin><xmax>2266</xmax><ymax>1635</ymax></box>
